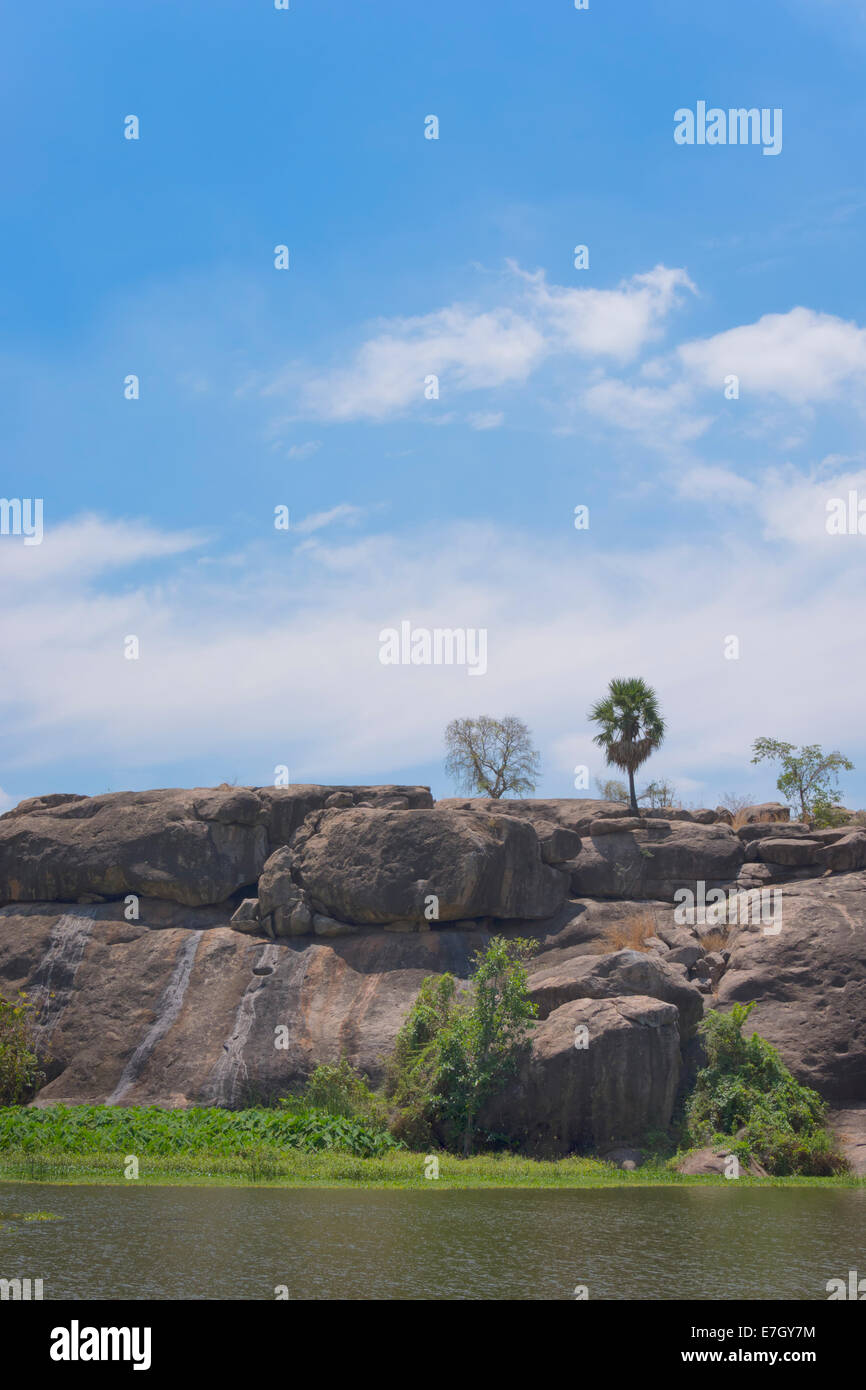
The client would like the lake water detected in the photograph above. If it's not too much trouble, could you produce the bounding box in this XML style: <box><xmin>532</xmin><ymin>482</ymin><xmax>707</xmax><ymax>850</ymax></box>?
<box><xmin>1</xmin><ymin>1184</ymin><xmax>864</xmax><ymax>1300</ymax></box>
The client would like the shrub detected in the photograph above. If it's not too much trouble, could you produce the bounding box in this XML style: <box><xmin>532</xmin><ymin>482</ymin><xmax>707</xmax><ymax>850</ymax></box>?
<box><xmin>0</xmin><ymin>993</ymin><xmax>44</xmax><ymax>1106</ymax></box>
<box><xmin>686</xmin><ymin>1002</ymin><xmax>845</xmax><ymax>1175</ymax></box>
<box><xmin>302</xmin><ymin>1057</ymin><xmax>389</xmax><ymax>1129</ymax></box>
<box><xmin>386</xmin><ymin>938</ymin><xmax>537</xmax><ymax>1155</ymax></box>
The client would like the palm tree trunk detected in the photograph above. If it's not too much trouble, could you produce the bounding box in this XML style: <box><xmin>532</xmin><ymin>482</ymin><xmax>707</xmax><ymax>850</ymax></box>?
<box><xmin>628</xmin><ymin>767</ymin><xmax>638</xmax><ymax>814</ymax></box>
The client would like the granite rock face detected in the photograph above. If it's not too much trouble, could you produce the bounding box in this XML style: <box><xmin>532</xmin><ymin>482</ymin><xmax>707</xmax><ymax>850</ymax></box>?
<box><xmin>0</xmin><ymin>788</ymin><xmax>863</xmax><ymax>1147</ymax></box>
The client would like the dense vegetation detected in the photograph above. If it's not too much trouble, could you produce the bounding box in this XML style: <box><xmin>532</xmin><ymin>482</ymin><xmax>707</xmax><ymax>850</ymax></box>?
<box><xmin>685</xmin><ymin>1002</ymin><xmax>845</xmax><ymax>1176</ymax></box>
<box><xmin>385</xmin><ymin>936</ymin><xmax>536</xmax><ymax>1153</ymax></box>
<box><xmin>0</xmin><ymin>1100</ymin><xmax>401</xmax><ymax>1159</ymax></box>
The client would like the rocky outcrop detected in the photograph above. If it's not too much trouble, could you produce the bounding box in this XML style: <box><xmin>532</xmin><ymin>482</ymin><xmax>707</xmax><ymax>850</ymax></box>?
<box><xmin>0</xmin><ymin>786</ymin><xmax>863</xmax><ymax>1151</ymax></box>
<box><xmin>438</xmin><ymin>797</ymin><xmax>728</xmax><ymax>833</ymax></box>
<box><xmin>0</xmin><ymin>900</ymin><xmax>494</xmax><ymax>1106</ymax></box>
<box><xmin>481</xmin><ymin>996</ymin><xmax>681</xmax><ymax>1155</ymax></box>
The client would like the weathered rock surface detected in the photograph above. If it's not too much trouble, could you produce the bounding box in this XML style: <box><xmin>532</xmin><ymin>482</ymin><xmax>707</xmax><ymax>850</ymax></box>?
<box><xmin>0</xmin><ymin>901</ymin><xmax>492</xmax><ymax>1106</ymax></box>
<box><xmin>717</xmin><ymin>871</ymin><xmax>866</xmax><ymax>1100</ymax></box>
<box><xmin>0</xmin><ymin>785</ymin><xmax>433</xmax><ymax>909</ymax></box>
<box><xmin>438</xmin><ymin>797</ymin><xmax>726</xmax><ymax>833</ymax></box>
<box><xmin>676</xmin><ymin>1146</ymin><xmax>768</xmax><ymax>1177</ymax></box>
<box><xmin>528</xmin><ymin>948</ymin><xmax>705</xmax><ymax>1038</ymax></box>
<box><xmin>740</xmin><ymin>803</ymin><xmax>791</xmax><ymax>824</ymax></box>
<box><xmin>481</xmin><ymin>996</ymin><xmax>681</xmax><ymax>1155</ymax></box>
<box><xmin>826</xmin><ymin>1105</ymin><xmax>866</xmax><ymax>1176</ymax></box>
<box><xmin>289</xmin><ymin>807</ymin><xmax>569</xmax><ymax>925</ymax></box>
<box><xmin>569</xmin><ymin>821</ymin><xmax>744</xmax><ymax>901</ymax></box>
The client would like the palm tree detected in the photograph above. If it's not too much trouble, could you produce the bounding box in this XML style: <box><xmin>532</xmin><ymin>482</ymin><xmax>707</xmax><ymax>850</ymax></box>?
<box><xmin>589</xmin><ymin>677</ymin><xmax>666</xmax><ymax>815</ymax></box>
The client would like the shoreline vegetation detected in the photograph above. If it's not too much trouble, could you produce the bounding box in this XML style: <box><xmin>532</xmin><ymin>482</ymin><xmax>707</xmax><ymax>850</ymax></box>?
<box><xmin>0</xmin><ymin>947</ymin><xmax>851</xmax><ymax>1189</ymax></box>
<box><xmin>0</xmin><ymin>1103</ymin><xmax>860</xmax><ymax>1190</ymax></box>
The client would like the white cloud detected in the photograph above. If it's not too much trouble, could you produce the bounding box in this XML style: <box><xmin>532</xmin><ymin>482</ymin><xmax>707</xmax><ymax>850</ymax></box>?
<box><xmin>582</xmin><ymin>377</ymin><xmax>712</xmax><ymax>444</ymax></box>
<box><xmin>678</xmin><ymin>306</ymin><xmax>866</xmax><ymax>404</ymax></box>
<box><xmin>525</xmin><ymin>264</ymin><xmax>696</xmax><ymax>363</ymax></box>
<box><xmin>276</xmin><ymin>263</ymin><xmax>693</xmax><ymax>423</ymax></box>
<box><xmin>2</xmin><ymin>506</ymin><xmax>865</xmax><ymax>808</ymax></box>
<box><xmin>296</xmin><ymin>304</ymin><xmax>547</xmax><ymax>422</ymax></box>
<box><xmin>0</xmin><ymin>515</ymin><xmax>204</xmax><ymax>588</ymax></box>
<box><xmin>674</xmin><ymin>465</ymin><xmax>757</xmax><ymax>504</ymax></box>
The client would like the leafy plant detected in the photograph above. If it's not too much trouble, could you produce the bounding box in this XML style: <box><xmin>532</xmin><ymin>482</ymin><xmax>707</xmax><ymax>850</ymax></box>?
<box><xmin>386</xmin><ymin>937</ymin><xmax>537</xmax><ymax>1155</ymax></box>
<box><xmin>0</xmin><ymin>993</ymin><xmax>44</xmax><ymax>1105</ymax></box>
<box><xmin>686</xmin><ymin>1003</ymin><xmax>845</xmax><ymax>1176</ymax></box>
<box><xmin>0</xmin><ymin>1102</ymin><xmax>403</xmax><ymax>1159</ymax></box>
<box><xmin>302</xmin><ymin>1056</ymin><xmax>389</xmax><ymax>1129</ymax></box>
<box><xmin>750</xmin><ymin>738</ymin><xmax>854</xmax><ymax>827</ymax></box>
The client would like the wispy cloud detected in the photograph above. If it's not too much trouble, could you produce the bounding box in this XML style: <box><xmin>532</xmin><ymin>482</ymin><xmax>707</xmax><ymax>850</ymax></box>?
<box><xmin>292</xmin><ymin>502</ymin><xmax>370</xmax><ymax>535</ymax></box>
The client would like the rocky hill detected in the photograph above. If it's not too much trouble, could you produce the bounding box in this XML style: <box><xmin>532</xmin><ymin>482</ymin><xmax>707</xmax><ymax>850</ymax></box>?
<box><xmin>1</xmin><ymin>785</ymin><xmax>864</xmax><ymax>1162</ymax></box>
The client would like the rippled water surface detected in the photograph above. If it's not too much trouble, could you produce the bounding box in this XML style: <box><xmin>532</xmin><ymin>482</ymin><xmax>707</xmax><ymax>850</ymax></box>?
<box><xmin>1</xmin><ymin>1184</ymin><xmax>864</xmax><ymax>1300</ymax></box>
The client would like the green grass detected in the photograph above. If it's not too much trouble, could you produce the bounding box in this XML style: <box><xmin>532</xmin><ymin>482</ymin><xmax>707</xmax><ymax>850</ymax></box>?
<box><xmin>0</xmin><ymin>1148</ymin><xmax>862</xmax><ymax>1187</ymax></box>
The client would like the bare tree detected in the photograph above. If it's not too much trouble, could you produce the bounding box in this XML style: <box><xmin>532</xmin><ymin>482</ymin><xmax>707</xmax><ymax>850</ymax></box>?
<box><xmin>444</xmin><ymin>716</ymin><xmax>540</xmax><ymax>799</ymax></box>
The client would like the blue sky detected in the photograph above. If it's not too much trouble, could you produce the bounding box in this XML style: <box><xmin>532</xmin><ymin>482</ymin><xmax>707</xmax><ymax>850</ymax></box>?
<box><xmin>2</xmin><ymin>0</ymin><xmax>866</xmax><ymax>809</ymax></box>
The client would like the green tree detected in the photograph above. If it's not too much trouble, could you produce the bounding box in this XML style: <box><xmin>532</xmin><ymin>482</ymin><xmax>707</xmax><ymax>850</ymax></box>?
<box><xmin>589</xmin><ymin>677</ymin><xmax>666</xmax><ymax>814</ymax></box>
<box><xmin>0</xmin><ymin>993</ymin><xmax>44</xmax><ymax>1105</ymax></box>
<box><xmin>387</xmin><ymin>937</ymin><xmax>537</xmax><ymax>1155</ymax></box>
<box><xmin>444</xmin><ymin>715</ymin><xmax>540</xmax><ymax>799</ymax></box>
<box><xmin>750</xmin><ymin>738</ymin><xmax>854</xmax><ymax>826</ymax></box>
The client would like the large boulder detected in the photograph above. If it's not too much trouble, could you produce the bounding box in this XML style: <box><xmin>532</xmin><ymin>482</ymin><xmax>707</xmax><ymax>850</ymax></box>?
<box><xmin>289</xmin><ymin>807</ymin><xmax>569</xmax><ymax>925</ymax></box>
<box><xmin>257</xmin><ymin>784</ymin><xmax>432</xmax><ymax>849</ymax></box>
<box><xmin>736</xmin><ymin>822</ymin><xmax>813</xmax><ymax>843</ymax></box>
<box><xmin>757</xmin><ymin>838</ymin><xmax>823</xmax><ymax>867</ymax></box>
<box><xmin>740</xmin><ymin>802</ymin><xmax>790</xmax><ymax>824</ymax></box>
<box><xmin>716</xmin><ymin>871</ymin><xmax>866</xmax><ymax>1100</ymax></box>
<box><xmin>0</xmin><ymin>788</ymin><xmax>270</xmax><ymax>909</ymax></box>
<box><xmin>0</xmin><ymin>785</ymin><xmax>434</xmax><ymax>910</ymax></box>
<box><xmin>569</xmin><ymin>821</ymin><xmax>744</xmax><ymax>901</ymax></box>
<box><xmin>481</xmin><ymin>995</ymin><xmax>681</xmax><ymax>1155</ymax></box>
<box><xmin>815</xmin><ymin>831</ymin><xmax>866</xmax><ymax>874</ymax></box>
<box><xmin>527</xmin><ymin>948</ymin><xmax>705</xmax><ymax>1038</ymax></box>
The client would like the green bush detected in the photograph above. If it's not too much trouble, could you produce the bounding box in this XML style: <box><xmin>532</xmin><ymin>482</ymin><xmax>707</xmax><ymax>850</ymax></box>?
<box><xmin>300</xmin><ymin>1057</ymin><xmax>390</xmax><ymax>1130</ymax></box>
<box><xmin>386</xmin><ymin>937</ymin><xmax>537</xmax><ymax>1155</ymax></box>
<box><xmin>0</xmin><ymin>993</ymin><xmax>44</xmax><ymax>1105</ymax></box>
<box><xmin>686</xmin><ymin>1002</ymin><xmax>845</xmax><ymax>1175</ymax></box>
